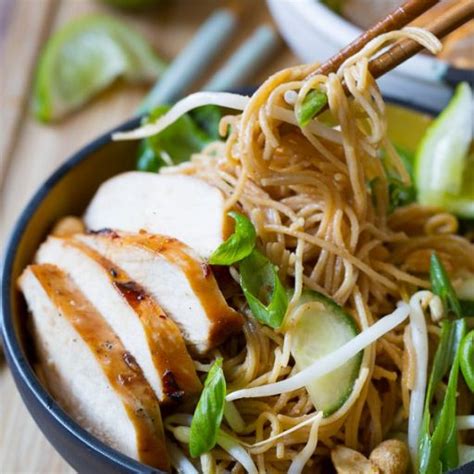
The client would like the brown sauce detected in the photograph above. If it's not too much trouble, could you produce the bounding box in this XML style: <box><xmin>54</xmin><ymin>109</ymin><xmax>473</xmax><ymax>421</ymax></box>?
<box><xmin>119</xmin><ymin>233</ymin><xmax>244</xmax><ymax>349</ymax></box>
<box><xmin>66</xmin><ymin>239</ymin><xmax>202</xmax><ymax>402</ymax></box>
<box><xmin>30</xmin><ymin>264</ymin><xmax>170</xmax><ymax>471</ymax></box>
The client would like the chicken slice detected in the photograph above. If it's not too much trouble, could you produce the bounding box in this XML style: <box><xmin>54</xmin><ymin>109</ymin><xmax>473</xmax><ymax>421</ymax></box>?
<box><xmin>18</xmin><ymin>264</ymin><xmax>170</xmax><ymax>471</ymax></box>
<box><xmin>83</xmin><ymin>172</ymin><xmax>231</xmax><ymax>258</ymax></box>
<box><xmin>36</xmin><ymin>236</ymin><xmax>202</xmax><ymax>403</ymax></box>
<box><xmin>76</xmin><ymin>231</ymin><xmax>244</xmax><ymax>354</ymax></box>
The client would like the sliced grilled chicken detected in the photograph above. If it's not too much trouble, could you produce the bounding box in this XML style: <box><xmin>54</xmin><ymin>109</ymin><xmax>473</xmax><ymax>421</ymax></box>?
<box><xmin>76</xmin><ymin>231</ymin><xmax>244</xmax><ymax>354</ymax></box>
<box><xmin>36</xmin><ymin>236</ymin><xmax>202</xmax><ymax>403</ymax></box>
<box><xmin>18</xmin><ymin>264</ymin><xmax>170</xmax><ymax>471</ymax></box>
<box><xmin>83</xmin><ymin>172</ymin><xmax>231</xmax><ymax>258</ymax></box>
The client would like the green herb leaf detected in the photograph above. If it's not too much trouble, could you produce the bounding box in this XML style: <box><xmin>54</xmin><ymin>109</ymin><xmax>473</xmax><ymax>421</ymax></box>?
<box><xmin>418</xmin><ymin>319</ymin><xmax>466</xmax><ymax>473</ymax></box>
<box><xmin>297</xmin><ymin>90</ymin><xmax>328</xmax><ymax>127</ymax></box>
<box><xmin>380</xmin><ymin>144</ymin><xmax>416</xmax><ymax>212</ymax></box>
<box><xmin>189</xmin><ymin>359</ymin><xmax>226</xmax><ymax>457</ymax></box>
<box><xmin>430</xmin><ymin>253</ymin><xmax>463</xmax><ymax>318</ymax></box>
<box><xmin>240</xmin><ymin>250</ymin><xmax>288</xmax><ymax>329</ymax></box>
<box><xmin>209</xmin><ymin>212</ymin><xmax>257</xmax><ymax>265</ymax></box>
<box><xmin>460</xmin><ymin>330</ymin><xmax>474</xmax><ymax>392</ymax></box>
<box><xmin>137</xmin><ymin>104</ymin><xmax>222</xmax><ymax>172</ymax></box>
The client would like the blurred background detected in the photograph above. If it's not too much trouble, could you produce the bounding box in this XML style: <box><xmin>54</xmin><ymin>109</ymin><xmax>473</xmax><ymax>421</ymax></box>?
<box><xmin>0</xmin><ymin>0</ymin><xmax>472</xmax><ymax>471</ymax></box>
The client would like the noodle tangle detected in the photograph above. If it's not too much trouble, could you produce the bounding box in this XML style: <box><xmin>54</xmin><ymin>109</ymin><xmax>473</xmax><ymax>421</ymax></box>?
<box><xmin>146</xmin><ymin>28</ymin><xmax>473</xmax><ymax>473</ymax></box>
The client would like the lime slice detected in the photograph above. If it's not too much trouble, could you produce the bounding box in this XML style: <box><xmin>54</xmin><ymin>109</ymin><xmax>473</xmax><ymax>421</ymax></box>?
<box><xmin>289</xmin><ymin>290</ymin><xmax>362</xmax><ymax>416</ymax></box>
<box><xmin>415</xmin><ymin>82</ymin><xmax>473</xmax><ymax>218</ymax></box>
<box><xmin>33</xmin><ymin>15</ymin><xmax>165</xmax><ymax>122</ymax></box>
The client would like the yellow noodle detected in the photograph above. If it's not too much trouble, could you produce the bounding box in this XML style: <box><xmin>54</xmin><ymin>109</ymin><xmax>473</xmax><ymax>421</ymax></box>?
<box><xmin>163</xmin><ymin>28</ymin><xmax>473</xmax><ymax>472</ymax></box>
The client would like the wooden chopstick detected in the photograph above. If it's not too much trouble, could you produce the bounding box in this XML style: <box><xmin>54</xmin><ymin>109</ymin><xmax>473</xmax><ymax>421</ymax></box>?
<box><xmin>368</xmin><ymin>0</ymin><xmax>474</xmax><ymax>80</ymax></box>
<box><xmin>311</xmin><ymin>0</ymin><xmax>439</xmax><ymax>78</ymax></box>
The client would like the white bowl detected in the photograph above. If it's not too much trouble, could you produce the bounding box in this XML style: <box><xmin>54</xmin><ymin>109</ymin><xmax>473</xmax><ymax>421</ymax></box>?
<box><xmin>267</xmin><ymin>0</ymin><xmax>453</xmax><ymax>109</ymax></box>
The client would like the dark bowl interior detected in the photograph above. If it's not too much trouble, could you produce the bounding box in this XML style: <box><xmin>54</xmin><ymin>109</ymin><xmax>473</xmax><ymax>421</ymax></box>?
<box><xmin>2</xmin><ymin>101</ymin><xmax>473</xmax><ymax>473</ymax></box>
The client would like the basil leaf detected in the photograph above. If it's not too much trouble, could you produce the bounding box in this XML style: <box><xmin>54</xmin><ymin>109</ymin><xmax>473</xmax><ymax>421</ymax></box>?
<box><xmin>297</xmin><ymin>90</ymin><xmax>328</xmax><ymax>127</ymax></box>
<box><xmin>430</xmin><ymin>253</ymin><xmax>463</xmax><ymax>318</ymax></box>
<box><xmin>419</xmin><ymin>319</ymin><xmax>466</xmax><ymax>473</ymax></box>
<box><xmin>189</xmin><ymin>359</ymin><xmax>226</xmax><ymax>457</ymax></box>
<box><xmin>137</xmin><ymin>105</ymin><xmax>222</xmax><ymax>172</ymax></box>
<box><xmin>240</xmin><ymin>250</ymin><xmax>288</xmax><ymax>329</ymax></box>
<box><xmin>209</xmin><ymin>212</ymin><xmax>257</xmax><ymax>265</ymax></box>
<box><xmin>460</xmin><ymin>330</ymin><xmax>474</xmax><ymax>392</ymax></box>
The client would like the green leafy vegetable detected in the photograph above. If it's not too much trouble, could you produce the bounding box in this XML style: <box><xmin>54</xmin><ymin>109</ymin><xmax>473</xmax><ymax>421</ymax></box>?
<box><xmin>460</xmin><ymin>330</ymin><xmax>474</xmax><ymax>392</ymax></box>
<box><xmin>379</xmin><ymin>145</ymin><xmax>416</xmax><ymax>212</ymax></box>
<box><xmin>296</xmin><ymin>90</ymin><xmax>328</xmax><ymax>127</ymax></box>
<box><xmin>189</xmin><ymin>359</ymin><xmax>226</xmax><ymax>457</ymax></box>
<box><xmin>191</xmin><ymin>104</ymin><xmax>223</xmax><ymax>141</ymax></box>
<box><xmin>430</xmin><ymin>254</ymin><xmax>462</xmax><ymax>318</ymax></box>
<box><xmin>240</xmin><ymin>250</ymin><xmax>288</xmax><ymax>329</ymax></box>
<box><xmin>418</xmin><ymin>255</ymin><xmax>468</xmax><ymax>472</ymax></box>
<box><xmin>209</xmin><ymin>212</ymin><xmax>257</xmax><ymax>265</ymax></box>
<box><xmin>418</xmin><ymin>318</ymin><xmax>466</xmax><ymax>473</ymax></box>
<box><xmin>137</xmin><ymin>105</ymin><xmax>222</xmax><ymax>172</ymax></box>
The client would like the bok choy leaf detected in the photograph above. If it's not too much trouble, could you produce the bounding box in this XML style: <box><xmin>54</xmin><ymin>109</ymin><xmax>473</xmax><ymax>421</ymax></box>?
<box><xmin>137</xmin><ymin>105</ymin><xmax>222</xmax><ymax>172</ymax></box>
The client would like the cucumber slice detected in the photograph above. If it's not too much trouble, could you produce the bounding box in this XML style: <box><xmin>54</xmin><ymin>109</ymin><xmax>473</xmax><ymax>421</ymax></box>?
<box><xmin>415</xmin><ymin>82</ymin><xmax>473</xmax><ymax>218</ymax></box>
<box><xmin>289</xmin><ymin>290</ymin><xmax>362</xmax><ymax>416</ymax></box>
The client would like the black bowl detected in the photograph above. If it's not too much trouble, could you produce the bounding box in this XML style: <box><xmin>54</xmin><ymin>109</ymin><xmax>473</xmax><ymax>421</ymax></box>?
<box><xmin>1</xmin><ymin>116</ymin><xmax>165</xmax><ymax>473</ymax></box>
<box><xmin>2</xmin><ymin>100</ymin><xmax>473</xmax><ymax>473</ymax></box>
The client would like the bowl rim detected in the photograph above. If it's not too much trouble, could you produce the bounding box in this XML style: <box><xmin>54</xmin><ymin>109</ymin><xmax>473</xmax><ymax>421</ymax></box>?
<box><xmin>0</xmin><ymin>96</ymin><xmax>442</xmax><ymax>472</ymax></box>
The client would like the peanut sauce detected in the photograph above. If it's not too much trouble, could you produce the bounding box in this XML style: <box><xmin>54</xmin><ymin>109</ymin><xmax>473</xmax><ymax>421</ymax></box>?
<box><xmin>30</xmin><ymin>264</ymin><xmax>170</xmax><ymax>471</ymax></box>
<box><xmin>67</xmin><ymin>239</ymin><xmax>202</xmax><ymax>402</ymax></box>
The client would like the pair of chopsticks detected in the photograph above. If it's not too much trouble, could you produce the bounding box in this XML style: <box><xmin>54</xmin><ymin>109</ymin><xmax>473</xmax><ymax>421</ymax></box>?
<box><xmin>312</xmin><ymin>0</ymin><xmax>474</xmax><ymax>82</ymax></box>
<box><xmin>138</xmin><ymin>7</ymin><xmax>280</xmax><ymax>114</ymax></box>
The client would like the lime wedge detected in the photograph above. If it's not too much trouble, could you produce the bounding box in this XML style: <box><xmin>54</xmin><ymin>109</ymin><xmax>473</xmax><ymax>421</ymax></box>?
<box><xmin>33</xmin><ymin>15</ymin><xmax>165</xmax><ymax>122</ymax></box>
<box><xmin>415</xmin><ymin>82</ymin><xmax>473</xmax><ymax>218</ymax></box>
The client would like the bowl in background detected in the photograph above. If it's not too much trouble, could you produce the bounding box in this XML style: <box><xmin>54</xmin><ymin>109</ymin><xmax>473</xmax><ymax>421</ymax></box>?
<box><xmin>267</xmin><ymin>0</ymin><xmax>467</xmax><ymax>110</ymax></box>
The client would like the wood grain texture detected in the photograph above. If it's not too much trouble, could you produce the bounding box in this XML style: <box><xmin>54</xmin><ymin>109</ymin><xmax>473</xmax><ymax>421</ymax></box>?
<box><xmin>0</xmin><ymin>0</ymin><xmax>297</xmax><ymax>472</ymax></box>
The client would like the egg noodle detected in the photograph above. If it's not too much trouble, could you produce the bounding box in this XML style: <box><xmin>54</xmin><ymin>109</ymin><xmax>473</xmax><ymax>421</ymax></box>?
<box><xmin>117</xmin><ymin>28</ymin><xmax>474</xmax><ymax>473</ymax></box>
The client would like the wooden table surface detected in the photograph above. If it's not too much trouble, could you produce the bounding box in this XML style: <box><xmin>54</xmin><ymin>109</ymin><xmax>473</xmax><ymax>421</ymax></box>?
<box><xmin>0</xmin><ymin>1</ymin><xmax>297</xmax><ymax>472</ymax></box>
